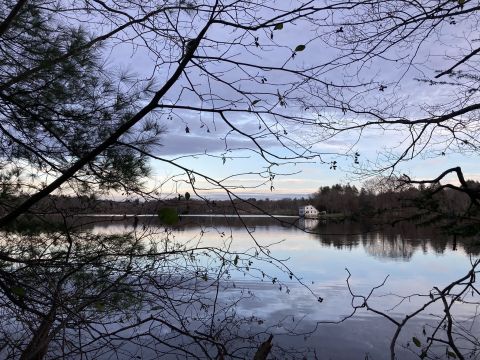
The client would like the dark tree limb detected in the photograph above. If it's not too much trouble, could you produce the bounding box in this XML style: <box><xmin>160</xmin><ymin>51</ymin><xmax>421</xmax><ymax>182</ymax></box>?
<box><xmin>0</xmin><ymin>17</ymin><xmax>214</xmax><ymax>228</ymax></box>
<box><xmin>0</xmin><ymin>0</ymin><xmax>27</xmax><ymax>37</ymax></box>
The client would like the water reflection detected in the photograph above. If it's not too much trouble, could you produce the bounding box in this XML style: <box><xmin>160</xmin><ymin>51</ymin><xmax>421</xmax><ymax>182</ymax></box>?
<box><xmin>71</xmin><ymin>215</ymin><xmax>480</xmax><ymax>359</ymax></box>
<box><xmin>298</xmin><ymin>218</ymin><xmax>319</xmax><ymax>231</ymax></box>
<box><xmin>308</xmin><ymin>220</ymin><xmax>474</xmax><ymax>260</ymax></box>
<box><xmin>362</xmin><ymin>234</ymin><xmax>415</xmax><ymax>260</ymax></box>
<box><xmin>78</xmin><ymin>215</ymin><xmax>477</xmax><ymax>260</ymax></box>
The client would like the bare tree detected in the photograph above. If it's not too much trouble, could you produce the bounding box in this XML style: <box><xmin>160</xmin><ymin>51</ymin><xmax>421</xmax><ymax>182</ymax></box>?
<box><xmin>1</xmin><ymin>1</ymin><xmax>341</xmax><ymax>358</ymax></box>
<box><xmin>344</xmin><ymin>259</ymin><xmax>480</xmax><ymax>360</ymax></box>
<box><xmin>2</xmin><ymin>0</ymin><xmax>480</xmax><ymax>358</ymax></box>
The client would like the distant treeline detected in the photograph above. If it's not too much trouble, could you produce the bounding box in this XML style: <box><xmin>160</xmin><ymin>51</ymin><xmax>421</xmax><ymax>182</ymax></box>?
<box><xmin>310</xmin><ymin>181</ymin><xmax>480</xmax><ymax>236</ymax></box>
<box><xmin>8</xmin><ymin>180</ymin><xmax>479</xmax><ymax>233</ymax></box>
<box><xmin>2</xmin><ymin>194</ymin><xmax>309</xmax><ymax>217</ymax></box>
<box><xmin>310</xmin><ymin>182</ymin><xmax>476</xmax><ymax>217</ymax></box>
<box><xmin>49</xmin><ymin>196</ymin><xmax>310</xmax><ymax>216</ymax></box>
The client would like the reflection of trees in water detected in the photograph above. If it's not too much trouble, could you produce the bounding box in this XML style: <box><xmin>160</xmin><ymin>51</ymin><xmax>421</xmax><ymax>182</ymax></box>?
<box><xmin>75</xmin><ymin>215</ymin><xmax>300</xmax><ymax>232</ymax></box>
<box><xmin>315</xmin><ymin>234</ymin><xmax>361</xmax><ymax>251</ymax></box>
<box><xmin>361</xmin><ymin>234</ymin><xmax>414</xmax><ymax>260</ymax></box>
<box><xmin>78</xmin><ymin>216</ymin><xmax>480</xmax><ymax>260</ymax></box>
<box><xmin>310</xmin><ymin>221</ymin><xmax>478</xmax><ymax>260</ymax></box>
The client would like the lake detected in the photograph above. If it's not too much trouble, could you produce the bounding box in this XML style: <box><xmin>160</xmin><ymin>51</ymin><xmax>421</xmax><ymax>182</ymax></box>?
<box><xmin>81</xmin><ymin>215</ymin><xmax>480</xmax><ymax>359</ymax></box>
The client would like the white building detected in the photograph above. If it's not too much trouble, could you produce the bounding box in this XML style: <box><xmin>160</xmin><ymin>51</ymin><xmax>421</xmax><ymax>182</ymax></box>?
<box><xmin>299</xmin><ymin>205</ymin><xmax>319</xmax><ymax>219</ymax></box>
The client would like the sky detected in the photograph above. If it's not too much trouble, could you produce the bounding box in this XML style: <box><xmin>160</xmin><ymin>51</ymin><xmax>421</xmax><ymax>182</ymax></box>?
<box><xmin>105</xmin><ymin>1</ymin><xmax>480</xmax><ymax>200</ymax></box>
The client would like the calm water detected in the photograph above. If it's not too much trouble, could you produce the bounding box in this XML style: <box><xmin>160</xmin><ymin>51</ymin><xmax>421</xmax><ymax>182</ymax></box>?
<box><xmin>84</xmin><ymin>216</ymin><xmax>480</xmax><ymax>359</ymax></box>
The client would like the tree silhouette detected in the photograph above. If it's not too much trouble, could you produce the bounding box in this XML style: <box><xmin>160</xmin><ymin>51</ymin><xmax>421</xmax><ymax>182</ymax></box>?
<box><xmin>2</xmin><ymin>0</ymin><xmax>480</xmax><ymax>358</ymax></box>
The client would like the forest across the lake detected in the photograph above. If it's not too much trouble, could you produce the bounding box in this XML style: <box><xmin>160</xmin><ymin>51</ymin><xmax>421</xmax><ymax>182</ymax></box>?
<box><xmin>9</xmin><ymin>180</ymin><xmax>477</xmax><ymax>238</ymax></box>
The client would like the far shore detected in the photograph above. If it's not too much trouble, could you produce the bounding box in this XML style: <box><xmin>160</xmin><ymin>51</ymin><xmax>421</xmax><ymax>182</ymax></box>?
<box><xmin>77</xmin><ymin>213</ymin><xmax>346</xmax><ymax>219</ymax></box>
